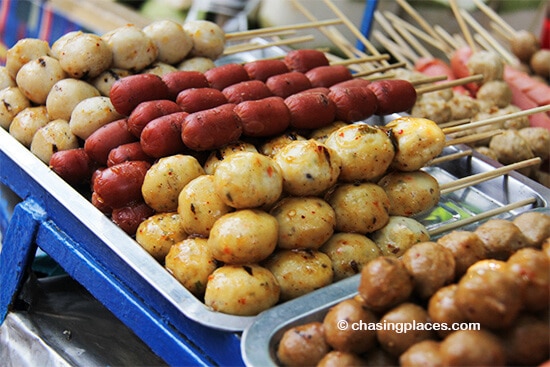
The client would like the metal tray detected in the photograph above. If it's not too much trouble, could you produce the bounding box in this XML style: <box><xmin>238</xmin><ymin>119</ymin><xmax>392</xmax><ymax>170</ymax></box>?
<box><xmin>241</xmin><ymin>207</ymin><xmax>550</xmax><ymax>367</ymax></box>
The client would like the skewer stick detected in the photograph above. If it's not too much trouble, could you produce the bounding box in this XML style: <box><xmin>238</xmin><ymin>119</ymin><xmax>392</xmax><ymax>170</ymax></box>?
<box><xmin>439</xmin><ymin>157</ymin><xmax>541</xmax><ymax>194</ymax></box>
<box><xmin>427</xmin><ymin>149</ymin><xmax>473</xmax><ymax>166</ymax></box>
<box><xmin>472</xmin><ymin>0</ymin><xmax>517</xmax><ymax>38</ymax></box>
<box><xmin>410</xmin><ymin>75</ymin><xmax>449</xmax><ymax>86</ymax></box>
<box><xmin>222</xmin><ymin>35</ymin><xmax>315</xmax><ymax>55</ymax></box>
<box><xmin>225</xmin><ymin>18</ymin><xmax>343</xmax><ymax>40</ymax></box>
<box><xmin>322</xmin><ymin>0</ymin><xmax>389</xmax><ymax>65</ymax></box>
<box><xmin>460</xmin><ymin>9</ymin><xmax>519</xmax><ymax>65</ymax></box>
<box><xmin>226</xmin><ymin>30</ymin><xmax>297</xmax><ymax>42</ymax></box>
<box><xmin>374</xmin><ymin>10</ymin><xmax>419</xmax><ymax>61</ymax></box>
<box><xmin>438</xmin><ymin>118</ymin><xmax>471</xmax><ymax>129</ymax></box>
<box><xmin>332</xmin><ymin>54</ymin><xmax>391</xmax><ymax>66</ymax></box>
<box><xmin>384</xmin><ymin>11</ymin><xmax>449</xmax><ymax>56</ymax></box>
<box><xmin>428</xmin><ymin>198</ymin><xmax>536</xmax><ymax>236</ymax></box>
<box><xmin>353</xmin><ymin>61</ymin><xmax>408</xmax><ymax>78</ymax></box>
<box><xmin>372</xmin><ymin>30</ymin><xmax>415</xmax><ymax>69</ymax></box>
<box><xmin>394</xmin><ymin>0</ymin><xmax>449</xmax><ymax>52</ymax></box>
<box><xmin>449</xmin><ymin>0</ymin><xmax>476</xmax><ymax>52</ymax></box>
<box><xmin>442</xmin><ymin>104</ymin><xmax>550</xmax><ymax>135</ymax></box>
<box><xmin>434</xmin><ymin>25</ymin><xmax>460</xmax><ymax>54</ymax></box>
<box><xmin>415</xmin><ymin>74</ymin><xmax>484</xmax><ymax>95</ymax></box>
<box><xmin>445</xmin><ymin>129</ymin><xmax>503</xmax><ymax>146</ymax></box>
<box><xmin>290</xmin><ymin>0</ymin><xmax>357</xmax><ymax>60</ymax></box>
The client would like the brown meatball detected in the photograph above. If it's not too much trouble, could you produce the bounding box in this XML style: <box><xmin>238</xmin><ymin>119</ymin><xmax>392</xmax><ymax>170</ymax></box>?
<box><xmin>276</xmin><ymin>322</ymin><xmax>330</xmax><ymax>366</ymax></box>
<box><xmin>357</xmin><ymin>256</ymin><xmax>413</xmax><ymax>312</ymax></box>
<box><xmin>362</xmin><ymin>348</ymin><xmax>398</xmax><ymax>366</ymax></box>
<box><xmin>512</xmin><ymin>211</ymin><xmax>550</xmax><ymax>248</ymax></box>
<box><xmin>402</xmin><ymin>242</ymin><xmax>456</xmax><ymax>299</ymax></box>
<box><xmin>500</xmin><ymin>314</ymin><xmax>550</xmax><ymax>366</ymax></box>
<box><xmin>474</xmin><ymin>219</ymin><xmax>531</xmax><ymax>259</ymax></box>
<box><xmin>316</xmin><ymin>351</ymin><xmax>367</xmax><ymax>367</ymax></box>
<box><xmin>323</xmin><ymin>298</ymin><xmax>378</xmax><ymax>354</ymax></box>
<box><xmin>399</xmin><ymin>340</ymin><xmax>443</xmax><ymax>367</ymax></box>
<box><xmin>455</xmin><ymin>267</ymin><xmax>522</xmax><ymax>329</ymax></box>
<box><xmin>543</xmin><ymin>238</ymin><xmax>550</xmax><ymax>260</ymax></box>
<box><xmin>436</xmin><ymin>230</ymin><xmax>487</xmax><ymax>278</ymax></box>
<box><xmin>377</xmin><ymin>302</ymin><xmax>437</xmax><ymax>357</ymax></box>
<box><xmin>506</xmin><ymin>248</ymin><xmax>550</xmax><ymax>312</ymax></box>
<box><xmin>427</xmin><ymin>284</ymin><xmax>467</xmax><ymax>338</ymax></box>
<box><xmin>439</xmin><ymin>329</ymin><xmax>506</xmax><ymax>366</ymax></box>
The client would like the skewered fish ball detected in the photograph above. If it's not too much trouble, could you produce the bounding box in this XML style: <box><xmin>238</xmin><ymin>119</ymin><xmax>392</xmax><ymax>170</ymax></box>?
<box><xmin>264</xmin><ymin>249</ymin><xmax>333</xmax><ymax>301</ymax></box>
<box><xmin>46</xmin><ymin>78</ymin><xmax>101</xmax><ymax>121</ymax></box>
<box><xmin>510</xmin><ymin>29</ymin><xmax>540</xmax><ymax>63</ymax></box>
<box><xmin>476</xmin><ymin>80</ymin><xmax>512</xmax><ymax>109</ymax></box>
<box><xmin>455</xmin><ymin>265</ymin><xmax>522</xmax><ymax>329</ymax></box>
<box><xmin>377</xmin><ymin>170</ymin><xmax>440</xmax><ymax>217</ymax></box>
<box><xmin>319</xmin><ymin>232</ymin><xmax>381</xmax><ymax>281</ymax></box>
<box><xmin>270</xmin><ymin>196</ymin><xmax>336</xmax><ymax>251</ymax></box>
<box><xmin>466</xmin><ymin>50</ymin><xmax>504</xmax><ymax>84</ymax></box>
<box><xmin>474</xmin><ymin>218</ymin><xmax>532</xmax><ymax>259</ymax></box>
<box><xmin>518</xmin><ymin>127</ymin><xmax>550</xmax><ymax>161</ymax></box>
<box><xmin>325</xmin><ymin>182</ymin><xmax>390</xmax><ymax>234</ymax></box>
<box><xmin>512</xmin><ymin>211</ymin><xmax>550</xmax><ymax>247</ymax></box>
<box><xmin>324</xmin><ymin>123</ymin><xmax>395</xmax><ymax>182</ymax></box>
<box><xmin>30</xmin><ymin>119</ymin><xmax>79</xmax><ymax>164</ymax></box>
<box><xmin>273</xmin><ymin>139</ymin><xmax>341</xmax><ymax>197</ymax></box>
<box><xmin>370</xmin><ymin>216</ymin><xmax>430</xmax><ymax>257</ymax></box>
<box><xmin>5</xmin><ymin>38</ymin><xmax>51</xmax><ymax>78</ymax></box>
<box><xmin>165</xmin><ymin>237</ymin><xmax>217</xmax><ymax>297</ymax></box>
<box><xmin>399</xmin><ymin>340</ymin><xmax>443</xmax><ymax>367</ymax></box>
<box><xmin>208</xmin><ymin>209</ymin><xmax>278</xmax><ymax>264</ymax></box>
<box><xmin>323</xmin><ymin>297</ymin><xmax>378</xmax><ymax>354</ymax></box>
<box><xmin>203</xmin><ymin>141</ymin><xmax>258</xmax><ymax>175</ymax></box>
<box><xmin>9</xmin><ymin>106</ymin><xmax>50</xmax><ymax>147</ymax></box>
<box><xmin>69</xmin><ymin>96</ymin><xmax>124</xmax><ymax>140</ymax></box>
<box><xmin>102</xmin><ymin>24</ymin><xmax>158</xmax><ymax>72</ymax></box>
<box><xmin>357</xmin><ymin>256</ymin><xmax>413</xmax><ymax>312</ymax></box>
<box><xmin>143</xmin><ymin>19</ymin><xmax>193</xmax><ymax>65</ymax></box>
<box><xmin>530</xmin><ymin>49</ymin><xmax>550</xmax><ymax>77</ymax></box>
<box><xmin>276</xmin><ymin>322</ymin><xmax>330</xmax><ymax>366</ymax></box>
<box><xmin>204</xmin><ymin>264</ymin><xmax>280</xmax><ymax>316</ymax></box>
<box><xmin>377</xmin><ymin>303</ymin><xmax>437</xmax><ymax>357</ymax></box>
<box><xmin>436</xmin><ymin>230</ymin><xmax>487</xmax><ymax>277</ymax></box>
<box><xmin>89</xmin><ymin>68</ymin><xmax>132</xmax><ymax>97</ymax></box>
<box><xmin>427</xmin><ymin>284</ymin><xmax>467</xmax><ymax>338</ymax></box>
<box><xmin>213</xmin><ymin>151</ymin><xmax>283</xmax><ymax>209</ymax></box>
<box><xmin>385</xmin><ymin>116</ymin><xmax>446</xmax><ymax>172</ymax></box>
<box><xmin>183</xmin><ymin>20</ymin><xmax>225</xmax><ymax>60</ymax></box>
<box><xmin>176</xmin><ymin>57</ymin><xmax>216</xmax><ymax>73</ymax></box>
<box><xmin>136</xmin><ymin>212</ymin><xmax>187</xmax><ymax>262</ymax></box>
<box><xmin>439</xmin><ymin>330</ymin><xmax>506</xmax><ymax>366</ymax></box>
<box><xmin>142</xmin><ymin>154</ymin><xmax>205</xmax><ymax>213</ymax></box>
<box><xmin>56</xmin><ymin>32</ymin><xmax>112</xmax><ymax>78</ymax></box>
<box><xmin>177</xmin><ymin>175</ymin><xmax>232</xmax><ymax>237</ymax></box>
<box><xmin>0</xmin><ymin>86</ymin><xmax>31</xmax><ymax>129</ymax></box>
<box><xmin>0</xmin><ymin>66</ymin><xmax>16</xmax><ymax>89</ymax></box>
<box><xmin>16</xmin><ymin>56</ymin><xmax>66</xmax><ymax>105</ymax></box>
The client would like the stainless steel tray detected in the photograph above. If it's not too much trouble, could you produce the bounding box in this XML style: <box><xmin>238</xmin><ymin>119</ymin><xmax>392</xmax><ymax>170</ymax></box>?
<box><xmin>241</xmin><ymin>207</ymin><xmax>550</xmax><ymax>367</ymax></box>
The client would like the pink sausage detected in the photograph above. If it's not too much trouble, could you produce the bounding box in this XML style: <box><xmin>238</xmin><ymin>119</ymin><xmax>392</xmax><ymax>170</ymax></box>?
<box><xmin>176</xmin><ymin>88</ymin><xmax>228</xmax><ymax>113</ymax></box>
<box><xmin>366</xmin><ymin>79</ymin><xmax>417</xmax><ymax>115</ymax></box>
<box><xmin>328</xmin><ymin>87</ymin><xmax>378</xmax><ymax>122</ymax></box>
<box><xmin>162</xmin><ymin>70</ymin><xmax>210</xmax><ymax>100</ymax></box>
<box><xmin>266</xmin><ymin>71</ymin><xmax>313</xmax><ymax>98</ymax></box>
<box><xmin>234</xmin><ymin>96</ymin><xmax>291</xmax><ymax>137</ymax></box>
<box><xmin>305</xmin><ymin>65</ymin><xmax>353</xmax><ymax>88</ymax></box>
<box><xmin>285</xmin><ymin>91</ymin><xmax>337</xmax><ymax>129</ymax></box>
<box><xmin>182</xmin><ymin>103</ymin><xmax>243</xmax><ymax>151</ymax></box>
<box><xmin>127</xmin><ymin>100</ymin><xmax>182</xmax><ymax>138</ymax></box>
<box><xmin>222</xmin><ymin>80</ymin><xmax>273</xmax><ymax>104</ymax></box>
<box><xmin>284</xmin><ymin>49</ymin><xmax>330</xmax><ymax>73</ymax></box>
<box><xmin>244</xmin><ymin>59</ymin><xmax>290</xmax><ymax>82</ymax></box>
<box><xmin>84</xmin><ymin>118</ymin><xmax>137</xmax><ymax>166</ymax></box>
<box><xmin>204</xmin><ymin>63</ymin><xmax>250</xmax><ymax>90</ymax></box>
<box><xmin>140</xmin><ymin>112</ymin><xmax>189</xmax><ymax>158</ymax></box>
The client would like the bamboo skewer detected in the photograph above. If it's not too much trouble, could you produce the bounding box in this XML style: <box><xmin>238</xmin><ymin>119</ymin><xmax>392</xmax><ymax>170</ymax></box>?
<box><xmin>372</xmin><ymin>31</ymin><xmax>415</xmax><ymax>69</ymax></box>
<box><xmin>226</xmin><ymin>29</ymin><xmax>297</xmax><ymax>42</ymax></box>
<box><xmin>225</xmin><ymin>18</ymin><xmax>344</xmax><ymax>40</ymax></box>
<box><xmin>439</xmin><ymin>157</ymin><xmax>541</xmax><ymax>193</ymax></box>
<box><xmin>428</xmin><ymin>197</ymin><xmax>536</xmax><ymax>236</ymax></box>
<box><xmin>438</xmin><ymin>118</ymin><xmax>471</xmax><ymax>129</ymax></box>
<box><xmin>446</xmin><ymin>130</ymin><xmax>503</xmax><ymax>146</ymax></box>
<box><xmin>332</xmin><ymin>54</ymin><xmax>391</xmax><ymax>66</ymax></box>
<box><xmin>449</xmin><ymin>0</ymin><xmax>477</xmax><ymax>52</ymax></box>
<box><xmin>290</xmin><ymin>0</ymin><xmax>358</xmax><ymax>60</ymax></box>
<box><xmin>442</xmin><ymin>105</ymin><xmax>550</xmax><ymax>135</ymax></box>
<box><xmin>410</xmin><ymin>75</ymin><xmax>449</xmax><ymax>86</ymax></box>
<box><xmin>427</xmin><ymin>149</ymin><xmax>473</xmax><ymax>166</ymax></box>
<box><xmin>472</xmin><ymin>0</ymin><xmax>517</xmax><ymax>38</ymax></box>
<box><xmin>374</xmin><ymin>11</ymin><xmax>419</xmax><ymax>62</ymax></box>
<box><xmin>223</xmin><ymin>35</ymin><xmax>315</xmax><ymax>55</ymax></box>
<box><xmin>322</xmin><ymin>0</ymin><xmax>389</xmax><ymax>65</ymax></box>
<box><xmin>352</xmin><ymin>61</ymin><xmax>408</xmax><ymax>78</ymax></box>
<box><xmin>394</xmin><ymin>0</ymin><xmax>450</xmax><ymax>53</ymax></box>
<box><xmin>415</xmin><ymin>74</ymin><xmax>484</xmax><ymax>94</ymax></box>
